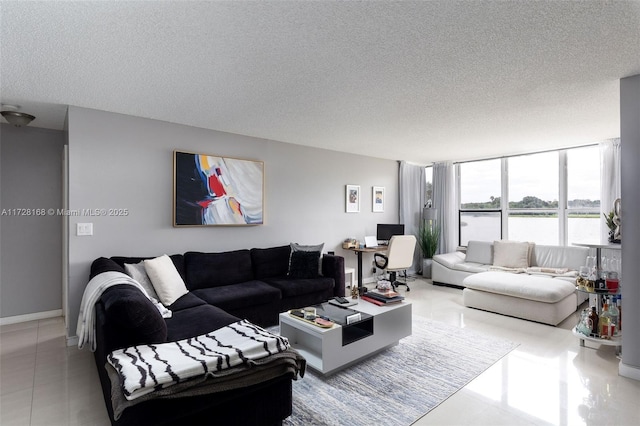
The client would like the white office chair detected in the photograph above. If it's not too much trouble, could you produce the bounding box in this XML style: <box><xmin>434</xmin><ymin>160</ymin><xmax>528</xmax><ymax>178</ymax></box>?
<box><xmin>374</xmin><ymin>235</ymin><xmax>417</xmax><ymax>291</ymax></box>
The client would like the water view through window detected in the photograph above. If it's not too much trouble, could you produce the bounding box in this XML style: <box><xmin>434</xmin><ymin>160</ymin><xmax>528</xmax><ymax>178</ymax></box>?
<box><xmin>459</xmin><ymin>146</ymin><xmax>600</xmax><ymax>246</ymax></box>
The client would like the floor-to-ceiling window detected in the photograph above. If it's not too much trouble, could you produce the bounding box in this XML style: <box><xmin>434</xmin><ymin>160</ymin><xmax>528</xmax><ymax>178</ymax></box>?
<box><xmin>507</xmin><ymin>151</ymin><xmax>559</xmax><ymax>245</ymax></box>
<box><xmin>566</xmin><ymin>145</ymin><xmax>600</xmax><ymax>244</ymax></box>
<box><xmin>457</xmin><ymin>145</ymin><xmax>601</xmax><ymax>246</ymax></box>
<box><xmin>425</xmin><ymin>165</ymin><xmax>433</xmax><ymax>203</ymax></box>
<box><xmin>458</xmin><ymin>159</ymin><xmax>502</xmax><ymax>246</ymax></box>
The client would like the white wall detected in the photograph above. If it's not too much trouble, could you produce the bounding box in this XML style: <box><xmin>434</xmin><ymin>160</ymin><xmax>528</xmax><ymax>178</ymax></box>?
<box><xmin>0</xmin><ymin>124</ymin><xmax>65</xmax><ymax>318</ymax></box>
<box><xmin>620</xmin><ymin>74</ymin><xmax>640</xmax><ymax>380</ymax></box>
<box><xmin>66</xmin><ymin>106</ymin><xmax>400</xmax><ymax>339</ymax></box>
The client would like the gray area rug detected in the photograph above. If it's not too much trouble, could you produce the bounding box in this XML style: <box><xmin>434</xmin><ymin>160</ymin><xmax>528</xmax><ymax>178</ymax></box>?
<box><xmin>276</xmin><ymin>315</ymin><xmax>518</xmax><ymax>426</ymax></box>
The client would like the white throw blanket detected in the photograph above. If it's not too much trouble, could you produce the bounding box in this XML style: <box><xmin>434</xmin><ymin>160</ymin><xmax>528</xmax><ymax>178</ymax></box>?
<box><xmin>107</xmin><ymin>319</ymin><xmax>290</xmax><ymax>401</ymax></box>
<box><xmin>489</xmin><ymin>265</ymin><xmax>577</xmax><ymax>278</ymax></box>
<box><xmin>76</xmin><ymin>271</ymin><xmax>151</xmax><ymax>351</ymax></box>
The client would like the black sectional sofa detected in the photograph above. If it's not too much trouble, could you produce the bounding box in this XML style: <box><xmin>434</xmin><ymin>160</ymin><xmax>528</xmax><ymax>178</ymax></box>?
<box><xmin>90</xmin><ymin>245</ymin><xmax>345</xmax><ymax>425</ymax></box>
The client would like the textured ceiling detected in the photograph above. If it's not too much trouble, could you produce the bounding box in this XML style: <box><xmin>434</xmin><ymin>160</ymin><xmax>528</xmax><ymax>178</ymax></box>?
<box><xmin>1</xmin><ymin>1</ymin><xmax>639</xmax><ymax>163</ymax></box>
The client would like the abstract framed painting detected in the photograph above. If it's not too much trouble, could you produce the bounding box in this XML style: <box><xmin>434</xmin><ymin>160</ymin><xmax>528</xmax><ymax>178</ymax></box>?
<box><xmin>373</xmin><ymin>186</ymin><xmax>385</xmax><ymax>212</ymax></box>
<box><xmin>174</xmin><ymin>150</ymin><xmax>264</xmax><ymax>226</ymax></box>
<box><xmin>345</xmin><ymin>184</ymin><xmax>360</xmax><ymax>213</ymax></box>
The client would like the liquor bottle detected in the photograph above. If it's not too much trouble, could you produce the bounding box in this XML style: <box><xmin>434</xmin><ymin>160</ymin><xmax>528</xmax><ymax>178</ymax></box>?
<box><xmin>600</xmin><ymin>299</ymin><xmax>612</xmax><ymax>337</ymax></box>
<box><xmin>595</xmin><ymin>269</ymin><xmax>606</xmax><ymax>291</ymax></box>
<box><xmin>616</xmin><ymin>295</ymin><xmax>622</xmax><ymax>333</ymax></box>
<box><xmin>588</xmin><ymin>306</ymin><xmax>599</xmax><ymax>336</ymax></box>
<box><xmin>607</xmin><ymin>299</ymin><xmax>619</xmax><ymax>336</ymax></box>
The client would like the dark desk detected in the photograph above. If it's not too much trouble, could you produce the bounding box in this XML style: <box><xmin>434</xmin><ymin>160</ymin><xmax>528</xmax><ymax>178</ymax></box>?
<box><xmin>347</xmin><ymin>246</ymin><xmax>387</xmax><ymax>293</ymax></box>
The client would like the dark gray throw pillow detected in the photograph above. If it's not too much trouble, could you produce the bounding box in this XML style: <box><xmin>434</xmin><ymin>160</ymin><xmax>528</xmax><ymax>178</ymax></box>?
<box><xmin>288</xmin><ymin>250</ymin><xmax>321</xmax><ymax>279</ymax></box>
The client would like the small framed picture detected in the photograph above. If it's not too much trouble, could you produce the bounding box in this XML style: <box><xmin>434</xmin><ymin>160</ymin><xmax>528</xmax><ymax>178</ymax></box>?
<box><xmin>345</xmin><ymin>185</ymin><xmax>360</xmax><ymax>213</ymax></box>
<box><xmin>373</xmin><ymin>186</ymin><xmax>384</xmax><ymax>212</ymax></box>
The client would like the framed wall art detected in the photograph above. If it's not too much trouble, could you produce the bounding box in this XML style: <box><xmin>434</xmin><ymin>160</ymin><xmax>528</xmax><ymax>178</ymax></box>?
<box><xmin>345</xmin><ymin>185</ymin><xmax>360</xmax><ymax>213</ymax></box>
<box><xmin>373</xmin><ymin>186</ymin><xmax>385</xmax><ymax>212</ymax></box>
<box><xmin>174</xmin><ymin>150</ymin><xmax>264</xmax><ymax>226</ymax></box>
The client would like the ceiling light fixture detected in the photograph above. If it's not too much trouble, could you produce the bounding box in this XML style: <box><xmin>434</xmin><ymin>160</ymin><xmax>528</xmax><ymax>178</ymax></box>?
<box><xmin>1</xmin><ymin>104</ymin><xmax>36</xmax><ymax>127</ymax></box>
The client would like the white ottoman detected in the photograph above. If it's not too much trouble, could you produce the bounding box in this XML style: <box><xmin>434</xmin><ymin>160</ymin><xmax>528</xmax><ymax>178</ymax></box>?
<box><xmin>462</xmin><ymin>271</ymin><xmax>578</xmax><ymax>325</ymax></box>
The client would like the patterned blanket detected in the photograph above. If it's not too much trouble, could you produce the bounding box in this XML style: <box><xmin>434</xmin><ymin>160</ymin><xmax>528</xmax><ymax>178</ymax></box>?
<box><xmin>107</xmin><ymin>319</ymin><xmax>290</xmax><ymax>401</ymax></box>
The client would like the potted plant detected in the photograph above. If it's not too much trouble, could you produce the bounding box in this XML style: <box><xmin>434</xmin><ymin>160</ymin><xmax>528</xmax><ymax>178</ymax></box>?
<box><xmin>417</xmin><ymin>224</ymin><xmax>440</xmax><ymax>278</ymax></box>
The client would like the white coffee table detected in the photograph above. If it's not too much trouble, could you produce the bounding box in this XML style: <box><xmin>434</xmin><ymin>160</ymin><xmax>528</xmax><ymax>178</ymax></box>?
<box><xmin>279</xmin><ymin>300</ymin><xmax>412</xmax><ymax>375</ymax></box>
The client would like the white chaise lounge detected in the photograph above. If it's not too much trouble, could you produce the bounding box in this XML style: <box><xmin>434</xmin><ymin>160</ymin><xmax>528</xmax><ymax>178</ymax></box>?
<box><xmin>432</xmin><ymin>240</ymin><xmax>589</xmax><ymax>325</ymax></box>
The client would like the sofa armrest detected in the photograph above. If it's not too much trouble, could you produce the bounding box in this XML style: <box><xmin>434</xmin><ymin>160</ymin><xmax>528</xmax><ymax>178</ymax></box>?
<box><xmin>322</xmin><ymin>254</ymin><xmax>345</xmax><ymax>297</ymax></box>
<box><xmin>432</xmin><ymin>251</ymin><xmax>466</xmax><ymax>270</ymax></box>
<box><xmin>96</xmin><ymin>285</ymin><xmax>168</xmax><ymax>356</ymax></box>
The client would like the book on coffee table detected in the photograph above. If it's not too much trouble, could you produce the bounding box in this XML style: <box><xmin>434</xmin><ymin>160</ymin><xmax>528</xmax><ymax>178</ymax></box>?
<box><xmin>361</xmin><ymin>290</ymin><xmax>404</xmax><ymax>304</ymax></box>
<box><xmin>367</xmin><ymin>289</ymin><xmax>401</xmax><ymax>299</ymax></box>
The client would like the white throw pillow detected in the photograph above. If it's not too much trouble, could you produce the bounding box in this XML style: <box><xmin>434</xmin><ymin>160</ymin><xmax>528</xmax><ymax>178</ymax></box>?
<box><xmin>144</xmin><ymin>255</ymin><xmax>188</xmax><ymax>306</ymax></box>
<box><xmin>493</xmin><ymin>240</ymin><xmax>530</xmax><ymax>268</ymax></box>
<box><xmin>124</xmin><ymin>261</ymin><xmax>173</xmax><ymax>318</ymax></box>
<box><xmin>124</xmin><ymin>262</ymin><xmax>160</xmax><ymax>301</ymax></box>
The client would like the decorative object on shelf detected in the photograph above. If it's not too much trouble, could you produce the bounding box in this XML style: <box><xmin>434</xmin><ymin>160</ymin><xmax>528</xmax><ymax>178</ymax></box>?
<box><xmin>345</xmin><ymin>185</ymin><xmax>360</xmax><ymax>213</ymax></box>
<box><xmin>342</xmin><ymin>238</ymin><xmax>357</xmax><ymax>249</ymax></box>
<box><xmin>377</xmin><ymin>280</ymin><xmax>392</xmax><ymax>291</ymax></box>
<box><xmin>350</xmin><ymin>285</ymin><xmax>359</xmax><ymax>299</ymax></box>
<box><xmin>372</xmin><ymin>186</ymin><xmax>385</xmax><ymax>212</ymax></box>
<box><xmin>418</xmin><ymin>206</ymin><xmax>439</xmax><ymax>278</ymax></box>
<box><xmin>174</xmin><ymin>150</ymin><xmax>264</xmax><ymax>226</ymax></box>
<box><xmin>0</xmin><ymin>104</ymin><xmax>35</xmax><ymax>127</ymax></box>
<box><xmin>603</xmin><ymin>198</ymin><xmax>621</xmax><ymax>243</ymax></box>
<box><xmin>576</xmin><ymin>308</ymin><xmax>591</xmax><ymax>336</ymax></box>
<box><xmin>576</xmin><ymin>276</ymin><xmax>588</xmax><ymax>291</ymax></box>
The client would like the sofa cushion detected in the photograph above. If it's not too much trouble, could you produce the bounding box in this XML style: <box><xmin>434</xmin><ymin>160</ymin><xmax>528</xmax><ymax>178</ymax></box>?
<box><xmin>493</xmin><ymin>240</ymin><xmax>530</xmax><ymax>268</ymax></box>
<box><xmin>111</xmin><ymin>255</ymin><xmax>186</xmax><ymax>281</ymax></box>
<box><xmin>290</xmin><ymin>242</ymin><xmax>325</xmax><ymax>253</ymax></box>
<box><xmin>124</xmin><ymin>261</ymin><xmax>160</xmax><ymax>302</ymax></box>
<box><xmin>165</xmin><ymin>304</ymin><xmax>240</xmax><ymax>341</ymax></box>
<box><xmin>185</xmin><ymin>250</ymin><xmax>254</xmax><ymax>289</ymax></box>
<box><xmin>288</xmin><ymin>250</ymin><xmax>321</xmax><ymax>279</ymax></box>
<box><xmin>144</xmin><ymin>255</ymin><xmax>189</xmax><ymax>306</ymax></box>
<box><xmin>100</xmin><ymin>285</ymin><xmax>167</xmax><ymax>346</ymax></box>
<box><xmin>263</xmin><ymin>276</ymin><xmax>335</xmax><ymax>298</ymax></box>
<box><xmin>465</xmin><ymin>241</ymin><xmax>494</xmax><ymax>264</ymax></box>
<box><xmin>290</xmin><ymin>242</ymin><xmax>324</xmax><ymax>275</ymax></box>
<box><xmin>168</xmin><ymin>292</ymin><xmax>207</xmax><ymax>312</ymax></box>
<box><xmin>452</xmin><ymin>262</ymin><xmax>490</xmax><ymax>273</ymax></box>
<box><xmin>90</xmin><ymin>257</ymin><xmax>126</xmax><ymax>279</ymax></box>
<box><xmin>531</xmin><ymin>245</ymin><xmax>589</xmax><ymax>270</ymax></box>
<box><xmin>192</xmin><ymin>280</ymin><xmax>281</xmax><ymax>311</ymax></box>
<box><xmin>251</xmin><ymin>245</ymin><xmax>291</xmax><ymax>279</ymax></box>
<box><xmin>462</xmin><ymin>271</ymin><xmax>576</xmax><ymax>303</ymax></box>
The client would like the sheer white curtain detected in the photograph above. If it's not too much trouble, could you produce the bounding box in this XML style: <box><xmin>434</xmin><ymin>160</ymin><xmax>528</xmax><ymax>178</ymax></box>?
<box><xmin>432</xmin><ymin>161</ymin><xmax>457</xmax><ymax>254</ymax></box>
<box><xmin>600</xmin><ymin>138</ymin><xmax>621</xmax><ymax>243</ymax></box>
<box><xmin>399</xmin><ymin>161</ymin><xmax>426</xmax><ymax>271</ymax></box>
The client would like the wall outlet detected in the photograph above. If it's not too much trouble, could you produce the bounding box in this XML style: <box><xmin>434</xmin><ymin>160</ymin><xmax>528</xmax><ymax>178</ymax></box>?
<box><xmin>77</xmin><ymin>223</ymin><xmax>93</xmax><ymax>236</ymax></box>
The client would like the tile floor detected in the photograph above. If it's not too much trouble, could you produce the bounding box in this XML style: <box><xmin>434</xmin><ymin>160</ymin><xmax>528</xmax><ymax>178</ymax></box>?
<box><xmin>1</xmin><ymin>278</ymin><xmax>639</xmax><ymax>425</ymax></box>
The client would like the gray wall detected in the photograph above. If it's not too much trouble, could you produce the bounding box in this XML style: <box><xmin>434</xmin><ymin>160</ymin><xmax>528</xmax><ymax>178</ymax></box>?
<box><xmin>66</xmin><ymin>106</ymin><xmax>399</xmax><ymax>339</ymax></box>
<box><xmin>620</xmin><ymin>74</ymin><xmax>640</xmax><ymax>380</ymax></box>
<box><xmin>0</xmin><ymin>124</ymin><xmax>65</xmax><ymax>318</ymax></box>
